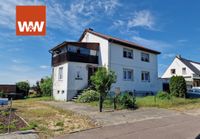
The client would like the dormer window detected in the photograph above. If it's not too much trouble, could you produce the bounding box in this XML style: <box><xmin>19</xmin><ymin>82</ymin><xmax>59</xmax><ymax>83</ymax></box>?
<box><xmin>123</xmin><ymin>48</ymin><xmax>133</xmax><ymax>59</ymax></box>
<box><xmin>171</xmin><ymin>69</ymin><xmax>176</xmax><ymax>74</ymax></box>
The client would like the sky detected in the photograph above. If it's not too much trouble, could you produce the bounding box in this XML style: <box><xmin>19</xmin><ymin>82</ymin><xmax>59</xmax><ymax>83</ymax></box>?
<box><xmin>0</xmin><ymin>0</ymin><xmax>200</xmax><ymax>85</ymax></box>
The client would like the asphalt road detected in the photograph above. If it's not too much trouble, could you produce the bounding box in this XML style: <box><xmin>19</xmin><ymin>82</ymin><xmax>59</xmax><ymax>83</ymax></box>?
<box><xmin>56</xmin><ymin>114</ymin><xmax>200</xmax><ymax>139</ymax></box>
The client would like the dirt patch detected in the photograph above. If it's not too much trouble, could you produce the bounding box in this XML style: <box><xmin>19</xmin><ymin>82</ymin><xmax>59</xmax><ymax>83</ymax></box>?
<box><xmin>12</xmin><ymin>97</ymin><xmax>96</xmax><ymax>138</ymax></box>
<box><xmin>0</xmin><ymin>108</ymin><xmax>28</xmax><ymax>133</ymax></box>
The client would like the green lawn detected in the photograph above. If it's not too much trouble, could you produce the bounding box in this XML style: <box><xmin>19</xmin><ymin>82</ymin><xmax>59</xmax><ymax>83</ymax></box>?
<box><xmin>81</xmin><ymin>96</ymin><xmax>200</xmax><ymax>111</ymax></box>
<box><xmin>136</xmin><ymin>96</ymin><xmax>200</xmax><ymax>111</ymax></box>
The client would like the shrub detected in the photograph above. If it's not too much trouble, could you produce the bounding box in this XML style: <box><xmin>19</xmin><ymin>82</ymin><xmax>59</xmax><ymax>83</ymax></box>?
<box><xmin>90</xmin><ymin>67</ymin><xmax>116</xmax><ymax>112</ymax></box>
<box><xmin>156</xmin><ymin>91</ymin><xmax>171</xmax><ymax>100</ymax></box>
<box><xmin>40</xmin><ymin>77</ymin><xmax>52</xmax><ymax>96</ymax></box>
<box><xmin>77</xmin><ymin>89</ymin><xmax>99</xmax><ymax>103</ymax></box>
<box><xmin>117</xmin><ymin>92</ymin><xmax>136</xmax><ymax>108</ymax></box>
<box><xmin>169</xmin><ymin>76</ymin><xmax>187</xmax><ymax>97</ymax></box>
<box><xmin>0</xmin><ymin>91</ymin><xmax>5</xmax><ymax>98</ymax></box>
<box><xmin>16</xmin><ymin>81</ymin><xmax>30</xmax><ymax>97</ymax></box>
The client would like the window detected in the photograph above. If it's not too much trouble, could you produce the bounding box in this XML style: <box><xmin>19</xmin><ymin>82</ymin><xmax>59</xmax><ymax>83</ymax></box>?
<box><xmin>141</xmin><ymin>71</ymin><xmax>150</xmax><ymax>82</ymax></box>
<box><xmin>123</xmin><ymin>48</ymin><xmax>133</xmax><ymax>59</ymax></box>
<box><xmin>58</xmin><ymin>67</ymin><xmax>63</xmax><ymax>80</ymax></box>
<box><xmin>141</xmin><ymin>53</ymin><xmax>150</xmax><ymax>62</ymax></box>
<box><xmin>182</xmin><ymin>67</ymin><xmax>186</xmax><ymax>75</ymax></box>
<box><xmin>171</xmin><ymin>69</ymin><xmax>176</xmax><ymax>74</ymax></box>
<box><xmin>123</xmin><ymin>69</ymin><xmax>133</xmax><ymax>81</ymax></box>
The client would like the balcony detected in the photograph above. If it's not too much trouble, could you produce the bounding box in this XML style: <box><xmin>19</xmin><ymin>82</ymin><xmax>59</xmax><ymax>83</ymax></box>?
<box><xmin>52</xmin><ymin>52</ymin><xmax>98</xmax><ymax>66</ymax></box>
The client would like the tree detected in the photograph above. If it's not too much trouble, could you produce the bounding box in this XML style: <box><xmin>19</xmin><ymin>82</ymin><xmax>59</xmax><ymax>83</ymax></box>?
<box><xmin>90</xmin><ymin>67</ymin><xmax>116</xmax><ymax>112</ymax></box>
<box><xmin>40</xmin><ymin>77</ymin><xmax>52</xmax><ymax>96</ymax></box>
<box><xmin>169</xmin><ymin>76</ymin><xmax>187</xmax><ymax>97</ymax></box>
<box><xmin>16</xmin><ymin>81</ymin><xmax>30</xmax><ymax>98</ymax></box>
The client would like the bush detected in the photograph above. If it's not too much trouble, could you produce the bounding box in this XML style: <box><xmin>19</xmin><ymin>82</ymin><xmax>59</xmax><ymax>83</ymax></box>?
<box><xmin>40</xmin><ymin>77</ymin><xmax>52</xmax><ymax>96</ymax></box>
<box><xmin>0</xmin><ymin>91</ymin><xmax>5</xmax><ymax>98</ymax></box>
<box><xmin>117</xmin><ymin>92</ymin><xmax>136</xmax><ymax>108</ymax></box>
<box><xmin>169</xmin><ymin>76</ymin><xmax>187</xmax><ymax>97</ymax></box>
<box><xmin>16</xmin><ymin>81</ymin><xmax>30</xmax><ymax>97</ymax></box>
<box><xmin>156</xmin><ymin>91</ymin><xmax>171</xmax><ymax>100</ymax></box>
<box><xmin>77</xmin><ymin>89</ymin><xmax>99</xmax><ymax>103</ymax></box>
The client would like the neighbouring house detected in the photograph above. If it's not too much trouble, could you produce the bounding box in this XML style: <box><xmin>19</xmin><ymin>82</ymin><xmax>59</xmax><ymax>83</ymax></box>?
<box><xmin>49</xmin><ymin>29</ymin><xmax>161</xmax><ymax>101</ymax></box>
<box><xmin>162</xmin><ymin>55</ymin><xmax>200</xmax><ymax>89</ymax></box>
<box><xmin>0</xmin><ymin>84</ymin><xmax>26</xmax><ymax>99</ymax></box>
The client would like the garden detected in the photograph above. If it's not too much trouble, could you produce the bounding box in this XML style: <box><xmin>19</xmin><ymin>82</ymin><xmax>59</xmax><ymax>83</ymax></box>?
<box><xmin>76</xmin><ymin>68</ymin><xmax>200</xmax><ymax>112</ymax></box>
<box><xmin>0</xmin><ymin>77</ymin><xmax>96</xmax><ymax>138</ymax></box>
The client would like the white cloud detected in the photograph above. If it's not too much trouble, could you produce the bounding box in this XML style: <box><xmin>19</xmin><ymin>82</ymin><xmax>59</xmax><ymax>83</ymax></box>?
<box><xmin>10</xmin><ymin>65</ymin><xmax>32</xmax><ymax>72</ymax></box>
<box><xmin>0</xmin><ymin>0</ymin><xmax>43</xmax><ymax>29</ymax></box>
<box><xmin>40</xmin><ymin>65</ymin><xmax>50</xmax><ymax>69</ymax></box>
<box><xmin>128</xmin><ymin>10</ymin><xmax>155</xmax><ymax>30</ymax></box>
<box><xmin>177</xmin><ymin>39</ymin><xmax>188</xmax><ymax>43</ymax></box>
<box><xmin>132</xmin><ymin>36</ymin><xmax>172</xmax><ymax>51</ymax></box>
<box><xmin>162</xmin><ymin>53</ymin><xmax>176</xmax><ymax>59</ymax></box>
<box><xmin>0</xmin><ymin>0</ymin><xmax>120</xmax><ymax>32</ymax></box>
<box><xmin>12</xmin><ymin>59</ymin><xmax>25</xmax><ymax>64</ymax></box>
<box><xmin>47</xmin><ymin>0</ymin><xmax>120</xmax><ymax>32</ymax></box>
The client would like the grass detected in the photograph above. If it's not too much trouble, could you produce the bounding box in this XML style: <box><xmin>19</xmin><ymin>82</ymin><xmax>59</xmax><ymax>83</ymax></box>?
<box><xmin>12</xmin><ymin>96</ymin><xmax>96</xmax><ymax>138</ymax></box>
<box><xmin>79</xmin><ymin>96</ymin><xmax>200</xmax><ymax>112</ymax></box>
<box><xmin>136</xmin><ymin>96</ymin><xmax>200</xmax><ymax>110</ymax></box>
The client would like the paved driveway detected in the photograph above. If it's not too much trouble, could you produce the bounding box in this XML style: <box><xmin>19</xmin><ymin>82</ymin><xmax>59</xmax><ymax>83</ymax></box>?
<box><xmin>43</xmin><ymin>101</ymin><xmax>179</xmax><ymax>126</ymax></box>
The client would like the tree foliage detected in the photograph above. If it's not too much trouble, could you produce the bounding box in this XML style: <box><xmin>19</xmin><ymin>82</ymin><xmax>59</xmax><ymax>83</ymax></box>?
<box><xmin>16</xmin><ymin>81</ymin><xmax>30</xmax><ymax>97</ymax></box>
<box><xmin>169</xmin><ymin>76</ymin><xmax>187</xmax><ymax>97</ymax></box>
<box><xmin>90</xmin><ymin>67</ymin><xmax>116</xmax><ymax>112</ymax></box>
<box><xmin>40</xmin><ymin>77</ymin><xmax>52</xmax><ymax>96</ymax></box>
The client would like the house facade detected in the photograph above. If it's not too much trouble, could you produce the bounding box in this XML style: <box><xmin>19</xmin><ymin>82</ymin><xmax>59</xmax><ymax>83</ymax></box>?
<box><xmin>50</xmin><ymin>29</ymin><xmax>161</xmax><ymax>101</ymax></box>
<box><xmin>162</xmin><ymin>55</ymin><xmax>200</xmax><ymax>89</ymax></box>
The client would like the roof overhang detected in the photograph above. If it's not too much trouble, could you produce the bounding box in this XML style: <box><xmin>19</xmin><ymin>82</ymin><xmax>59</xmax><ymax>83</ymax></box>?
<box><xmin>49</xmin><ymin>41</ymin><xmax>99</xmax><ymax>53</ymax></box>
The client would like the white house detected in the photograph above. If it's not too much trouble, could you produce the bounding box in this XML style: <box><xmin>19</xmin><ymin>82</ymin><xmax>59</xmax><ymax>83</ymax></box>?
<box><xmin>162</xmin><ymin>55</ymin><xmax>200</xmax><ymax>89</ymax></box>
<box><xmin>50</xmin><ymin>29</ymin><xmax>161</xmax><ymax>101</ymax></box>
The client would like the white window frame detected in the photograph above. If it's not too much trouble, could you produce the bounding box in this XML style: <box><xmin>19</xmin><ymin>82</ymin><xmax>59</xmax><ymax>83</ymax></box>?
<box><xmin>141</xmin><ymin>71</ymin><xmax>150</xmax><ymax>82</ymax></box>
<box><xmin>58</xmin><ymin>67</ymin><xmax>63</xmax><ymax>80</ymax></box>
<box><xmin>141</xmin><ymin>52</ymin><xmax>150</xmax><ymax>62</ymax></box>
<box><xmin>123</xmin><ymin>68</ymin><xmax>134</xmax><ymax>81</ymax></box>
<box><xmin>123</xmin><ymin>48</ymin><xmax>133</xmax><ymax>59</ymax></box>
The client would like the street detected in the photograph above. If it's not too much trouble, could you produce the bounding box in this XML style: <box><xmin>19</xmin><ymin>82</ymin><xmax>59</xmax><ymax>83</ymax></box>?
<box><xmin>56</xmin><ymin>113</ymin><xmax>200</xmax><ymax>139</ymax></box>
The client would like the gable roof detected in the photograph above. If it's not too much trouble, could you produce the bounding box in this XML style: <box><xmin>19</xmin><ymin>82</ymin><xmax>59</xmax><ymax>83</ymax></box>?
<box><xmin>79</xmin><ymin>29</ymin><xmax>161</xmax><ymax>54</ymax></box>
<box><xmin>177</xmin><ymin>56</ymin><xmax>200</xmax><ymax>75</ymax></box>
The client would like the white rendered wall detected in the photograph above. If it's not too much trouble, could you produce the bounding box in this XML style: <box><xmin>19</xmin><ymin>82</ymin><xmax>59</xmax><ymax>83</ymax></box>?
<box><xmin>80</xmin><ymin>32</ymin><xmax>109</xmax><ymax>67</ymax></box>
<box><xmin>66</xmin><ymin>62</ymin><xmax>90</xmax><ymax>100</ymax></box>
<box><xmin>52</xmin><ymin>63</ymin><xmax>68</xmax><ymax>101</ymax></box>
<box><xmin>162</xmin><ymin>58</ymin><xmax>194</xmax><ymax>82</ymax></box>
<box><xmin>109</xmin><ymin>42</ymin><xmax>160</xmax><ymax>92</ymax></box>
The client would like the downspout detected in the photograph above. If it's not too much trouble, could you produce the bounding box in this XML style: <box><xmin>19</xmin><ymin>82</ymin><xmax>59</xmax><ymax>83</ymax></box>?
<box><xmin>108</xmin><ymin>39</ymin><xmax>112</xmax><ymax>69</ymax></box>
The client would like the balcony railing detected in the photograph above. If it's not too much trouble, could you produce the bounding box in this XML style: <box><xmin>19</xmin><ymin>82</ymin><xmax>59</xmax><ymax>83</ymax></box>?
<box><xmin>52</xmin><ymin>52</ymin><xmax>98</xmax><ymax>66</ymax></box>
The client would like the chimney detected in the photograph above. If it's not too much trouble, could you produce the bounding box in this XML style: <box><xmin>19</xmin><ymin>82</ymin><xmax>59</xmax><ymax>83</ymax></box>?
<box><xmin>88</xmin><ymin>28</ymin><xmax>93</xmax><ymax>31</ymax></box>
<box><xmin>176</xmin><ymin>54</ymin><xmax>181</xmax><ymax>58</ymax></box>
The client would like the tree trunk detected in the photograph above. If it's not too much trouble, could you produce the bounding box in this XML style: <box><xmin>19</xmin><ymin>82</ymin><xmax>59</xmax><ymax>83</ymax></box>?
<box><xmin>99</xmin><ymin>94</ymin><xmax>103</xmax><ymax>112</ymax></box>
